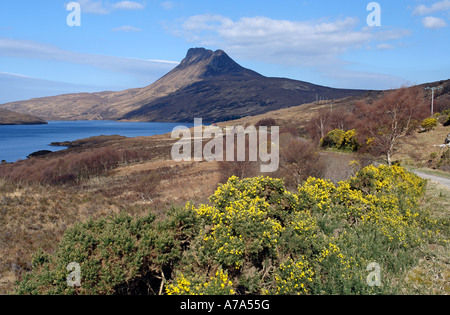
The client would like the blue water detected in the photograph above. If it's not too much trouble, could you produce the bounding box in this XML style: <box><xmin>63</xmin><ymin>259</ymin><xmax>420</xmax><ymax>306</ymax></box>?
<box><xmin>0</xmin><ymin>121</ymin><xmax>192</xmax><ymax>163</ymax></box>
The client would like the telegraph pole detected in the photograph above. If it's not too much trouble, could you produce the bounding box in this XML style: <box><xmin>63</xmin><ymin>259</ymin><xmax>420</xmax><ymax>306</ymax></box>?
<box><xmin>425</xmin><ymin>86</ymin><xmax>443</xmax><ymax>117</ymax></box>
<box><xmin>431</xmin><ymin>89</ymin><xmax>435</xmax><ymax>117</ymax></box>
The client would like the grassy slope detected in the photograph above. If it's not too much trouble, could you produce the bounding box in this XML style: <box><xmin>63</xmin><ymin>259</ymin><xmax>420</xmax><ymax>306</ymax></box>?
<box><xmin>405</xmin><ymin>182</ymin><xmax>449</xmax><ymax>295</ymax></box>
<box><xmin>393</xmin><ymin>124</ymin><xmax>449</xmax><ymax>169</ymax></box>
<box><xmin>0</xmin><ymin>109</ymin><xmax>47</xmax><ymax>125</ymax></box>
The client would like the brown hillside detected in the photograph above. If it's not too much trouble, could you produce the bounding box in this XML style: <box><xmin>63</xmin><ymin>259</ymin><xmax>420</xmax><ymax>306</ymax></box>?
<box><xmin>0</xmin><ymin>109</ymin><xmax>47</xmax><ymax>125</ymax></box>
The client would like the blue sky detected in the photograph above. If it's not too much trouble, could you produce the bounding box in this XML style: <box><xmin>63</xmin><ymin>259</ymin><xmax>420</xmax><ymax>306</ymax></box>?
<box><xmin>0</xmin><ymin>0</ymin><xmax>449</xmax><ymax>103</ymax></box>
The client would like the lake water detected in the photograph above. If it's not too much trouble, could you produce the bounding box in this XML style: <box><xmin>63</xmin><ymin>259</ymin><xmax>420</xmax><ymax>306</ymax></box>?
<box><xmin>0</xmin><ymin>121</ymin><xmax>192</xmax><ymax>163</ymax></box>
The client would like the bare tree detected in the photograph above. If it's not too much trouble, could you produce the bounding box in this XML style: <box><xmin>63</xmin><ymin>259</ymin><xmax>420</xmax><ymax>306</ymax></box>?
<box><xmin>354</xmin><ymin>87</ymin><xmax>427</xmax><ymax>166</ymax></box>
<box><xmin>275</xmin><ymin>138</ymin><xmax>325</xmax><ymax>190</ymax></box>
<box><xmin>307</xmin><ymin>109</ymin><xmax>332</xmax><ymax>142</ymax></box>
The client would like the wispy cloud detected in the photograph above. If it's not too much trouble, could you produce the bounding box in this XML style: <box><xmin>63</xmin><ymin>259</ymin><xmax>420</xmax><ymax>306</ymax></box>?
<box><xmin>112</xmin><ymin>25</ymin><xmax>143</xmax><ymax>32</ymax></box>
<box><xmin>376</xmin><ymin>43</ymin><xmax>394</xmax><ymax>50</ymax></box>
<box><xmin>75</xmin><ymin>0</ymin><xmax>109</xmax><ymax>14</ymax></box>
<box><xmin>75</xmin><ymin>0</ymin><xmax>145</xmax><ymax>15</ymax></box>
<box><xmin>422</xmin><ymin>16</ymin><xmax>448</xmax><ymax>29</ymax></box>
<box><xmin>161</xmin><ymin>1</ymin><xmax>175</xmax><ymax>10</ymax></box>
<box><xmin>111</xmin><ymin>1</ymin><xmax>145</xmax><ymax>10</ymax></box>
<box><xmin>413</xmin><ymin>0</ymin><xmax>450</xmax><ymax>15</ymax></box>
<box><xmin>0</xmin><ymin>72</ymin><xmax>108</xmax><ymax>103</ymax></box>
<box><xmin>0</xmin><ymin>37</ymin><xmax>178</xmax><ymax>82</ymax></box>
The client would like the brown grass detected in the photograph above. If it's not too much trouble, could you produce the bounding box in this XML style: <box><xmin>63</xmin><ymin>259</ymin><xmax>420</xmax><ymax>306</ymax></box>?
<box><xmin>393</xmin><ymin>124</ymin><xmax>450</xmax><ymax>168</ymax></box>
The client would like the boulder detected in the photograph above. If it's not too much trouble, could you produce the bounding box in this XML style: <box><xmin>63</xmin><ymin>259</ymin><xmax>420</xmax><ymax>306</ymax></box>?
<box><xmin>445</xmin><ymin>134</ymin><xmax>450</xmax><ymax>145</ymax></box>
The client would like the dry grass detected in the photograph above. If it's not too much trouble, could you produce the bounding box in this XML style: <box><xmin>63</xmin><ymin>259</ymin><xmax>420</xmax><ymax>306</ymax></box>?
<box><xmin>393</xmin><ymin>125</ymin><xmax>450</xmax><ymax>168</ymax></box>
<box><xmin>403</xmin><ymin>182</ymin><xmax>450</xmax><ymax>295</ymax></box>
<box><xmin>0</xmin><ymin>182</ymin><xmax>124</xmax><ymax>294</ymax></box>
<box><xmin>216</xmin><ymin>96</ymin><xmax>367</xmax><ymax>137</ymax></box>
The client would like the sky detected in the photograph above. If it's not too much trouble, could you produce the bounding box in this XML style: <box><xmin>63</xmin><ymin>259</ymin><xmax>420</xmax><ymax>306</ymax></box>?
<box><xmin>0</xmin><ymin>0</ymin><xmax>449</xmax><ymax>103</ymax></box>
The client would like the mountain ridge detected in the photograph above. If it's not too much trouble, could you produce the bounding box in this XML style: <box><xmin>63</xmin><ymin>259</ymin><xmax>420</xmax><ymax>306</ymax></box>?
<box><xmin>0</xmin><ymin>48</ymin><xmax>369</xmax><ymax>123</ymax></box>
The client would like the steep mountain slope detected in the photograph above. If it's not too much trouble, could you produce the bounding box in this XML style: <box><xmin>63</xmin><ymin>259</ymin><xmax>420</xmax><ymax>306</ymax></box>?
<box><xmin>121</xmin><ymin>48</ymin><xmax>369</xmax><ymax>122</ymax></box>
<box><xmin>0</xmin><ymin>48</ymin><xmax>369</xmax><ymax>122</ymax></box>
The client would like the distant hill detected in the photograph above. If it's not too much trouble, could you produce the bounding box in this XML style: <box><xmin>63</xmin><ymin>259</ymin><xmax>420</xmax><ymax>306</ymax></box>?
<box><xmin>0</xmin><ymin>48</ymin><xmax>370</xmax><ymax>123</ymax></box>
<box><xmin>218</xmin><ymin>79</ymin><xmax>450</xmax><ymax>137</ymax></box>
<box><xmin>0</xmin><ymin>109</ymin><xmax>47</xmax><ymax>125</ymax></box>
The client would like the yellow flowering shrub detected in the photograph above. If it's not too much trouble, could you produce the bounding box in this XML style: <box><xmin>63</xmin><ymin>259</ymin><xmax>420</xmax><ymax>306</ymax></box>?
<box><xmin>272</xmin><ymin>258</ymin><xmax>315</xmax><ymax>295</ymax></box>
<box><xmin>166</xmin><ymin>269</ymin><xmax>235</xmax><ymax>295</ymax></box>
<box><xmin>321</xmin><ymin>129</ymin><xmax>360</xmax><ymax>152</ymax></box>
<box><xmin>19</xmin><ymin>165</ymin><xmax>445</xmax><ymax>296</ymax></box>
<box><xmin>349</xmin><ymin>165</ymin><xmax>426</xmax><ymax>205</ymax></box>
<box><xmin>297</xmin><ymin>177</ymin><xmax>336</xmax><ymax>213</ymax></box>
<box><xmin>191</xmin><ymin>176</ymin><xmax>296</xmax><ymax>269</ymax></box>
<box><xmin>182</xmin><ymin>166</ymin><xmax>435</xmax><ymax>294</ymax></box>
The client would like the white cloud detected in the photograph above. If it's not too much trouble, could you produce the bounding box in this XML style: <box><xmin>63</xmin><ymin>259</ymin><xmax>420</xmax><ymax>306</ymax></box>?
<box><xmin>112</xmin><ymin>25</ymin><xmax>143</xmax><ymax>32</ymax></box>
<box><xmin>76</xmin><ymin>0</ymin><xmax>109</xmax><ymax>14</ymax></box>
<box><xmin>413</xmin><ymin>0</ymin><xmax>450</xmax><ymax>15</ymax></box>
<box><xmin>161</xmin><ymin>1</ymin><xmax>175</xmax><ymax>10</ymax></box>
<box><xmin>74</xmin><ymin>0</ymin><xmax>144</xmax><ymax>14</ymax></box>
<box><xmin>422</xmin><ymin>16</ymin><xmax>448</xmax><ymax>29</ymax></box>
<box><xmin>376</xmin><ymin>43</ymin><xmax>394</xmax><ymax>50</ymax></box>
<box><xmin>111</xmin><ymin>1</ymin><xmax>145</xmax><ymax>10</ymax></box>
<box><xmin>176</xmin><ymin>15</ymin><xmax>410</xmax><ymax>67</ymax></box>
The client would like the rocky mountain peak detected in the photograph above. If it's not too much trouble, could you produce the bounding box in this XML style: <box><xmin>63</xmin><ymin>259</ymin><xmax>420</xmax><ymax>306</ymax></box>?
<box><xmin>178</xmin><ymin>47</ymin><xmax>261</xmax><ymax>78</ymax></box>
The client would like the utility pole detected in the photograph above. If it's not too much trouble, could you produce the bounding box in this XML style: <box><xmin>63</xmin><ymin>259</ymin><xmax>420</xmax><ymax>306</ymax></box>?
<box><xmin>431</xmin><ymin>88</ymin><xmax>435</xmax><ymax>117</ymax></box>
<box><xmin>425</xmin><ymin>86</ymin><xmax>443</xmax><ymax>117</ymax></box>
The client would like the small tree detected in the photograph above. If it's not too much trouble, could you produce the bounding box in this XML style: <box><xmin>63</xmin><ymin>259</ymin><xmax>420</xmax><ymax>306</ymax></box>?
<box><xmin>307</xmin><ymin>109</ymin><xmax>332</xmax><ymax>142</ymax></box>
<box><xmin>354</xmin><ymin>87</ymin><xmax>427</xmax><ymax>166</ymax></box>
<box><xmin>275</xmin><ymin>138</ymin><xmax>325</xmax><ymax>190</ymax></box>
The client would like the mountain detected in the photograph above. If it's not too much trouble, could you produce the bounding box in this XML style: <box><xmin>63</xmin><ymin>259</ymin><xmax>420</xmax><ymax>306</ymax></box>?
<box><xmin>0</xmin><ymin>109</ymin><xmax>47</xmax><ymax>125</ymax></box>
<box><xmin>0</xmin><ymin>48</ymin><xmax>369</xmax><ymax>123</ymax></box>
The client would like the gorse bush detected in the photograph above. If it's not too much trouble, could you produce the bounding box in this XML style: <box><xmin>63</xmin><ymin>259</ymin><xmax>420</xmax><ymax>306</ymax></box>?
<box><xmin>421</xmin><ymin>118</ymin><xmax>438</xmax><ymax>132</ymax></box>
<box><xmin>321</xmin><ymin>129</ymin><xmax>361</xmax><ymax>152</ymax></box>
<box><xmin>16</xmin><ymin>165</ymin><xmax>444</xmax><ymax>295</ymax></box>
